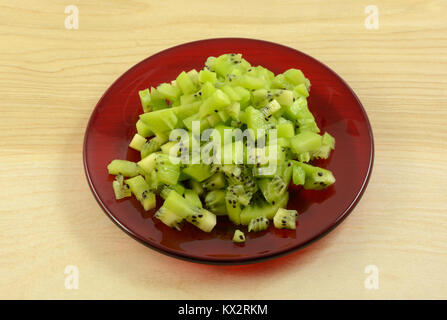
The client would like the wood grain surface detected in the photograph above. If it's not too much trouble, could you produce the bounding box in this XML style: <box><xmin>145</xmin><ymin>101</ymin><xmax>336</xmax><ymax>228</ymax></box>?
<box><xmin>0</xmin><ymin>0</ymin><xmax>446</xmax><ymax>299</ymax></box>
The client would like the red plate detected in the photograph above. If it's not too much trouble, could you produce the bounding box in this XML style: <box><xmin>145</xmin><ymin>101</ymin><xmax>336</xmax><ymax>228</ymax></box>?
<box><xmin>83</xmin><ymin>38</ymin><xmax>374</xmax><ymax>264</ymax></box>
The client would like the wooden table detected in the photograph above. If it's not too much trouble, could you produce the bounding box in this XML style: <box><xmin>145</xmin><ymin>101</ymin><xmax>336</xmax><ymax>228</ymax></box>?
<box><xmin>1</xmin><ymin>0</ymin><xmax>446</xmax><ymax>299</ymax></box>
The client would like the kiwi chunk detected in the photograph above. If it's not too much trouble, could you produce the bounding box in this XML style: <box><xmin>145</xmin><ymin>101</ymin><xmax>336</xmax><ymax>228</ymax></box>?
<box><xmin>273</xmin><ymin>208</ymin><xmax>298</xmax><ymax>230</ymax></box>
<box><xmin>112</xmin><ymin>174</ymin><xmax>131</xmax><ymax>200</ymax></box>
<box><xmin>248</xmin><ymin>217</ymin><xmax>269</xmax><ymax>232</ymax></box>
<box><xmin>125</xmin><ymin>175</ymin><xmax>156</xmax><ymax>211</ymax></box>
<box><xmin>233</xmin><ymin>230</ymin><xmax>245</xmax><ymax>243</ymax></box>
<box><xmin>204</xmin><ymin>190</ymin><xmax>227</xmax><ymax>215</ymax></box>
<box><xmin>107</xmin><ymin>160</ymin><xmax>139</xmax><ymax>177</ymax></box>
<box><xmin>293</xmin><ymin>162</ymin><xmax>335</xmax><ymax>190</ymax></box>
<box><xmin>155</xmin><ymin>207</ymin><xmax>183</xmax><ymax>231</ymax></box>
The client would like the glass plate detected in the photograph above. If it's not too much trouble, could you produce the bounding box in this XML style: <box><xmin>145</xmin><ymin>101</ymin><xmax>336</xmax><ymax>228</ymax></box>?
<box><xmin>83</xmin><ymin>38</ymin><xmax>374</xmax><ymax>264</ymax></box>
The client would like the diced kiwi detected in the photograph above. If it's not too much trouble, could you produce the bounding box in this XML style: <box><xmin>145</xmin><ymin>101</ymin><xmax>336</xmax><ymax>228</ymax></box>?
<box><xmin>201</xmin><ymin>81</ymin><xmax>216</xmax><ymax>99</ymax></box>
<box><xmin>190</xmin><ymin>179</ymin><xmax>204</xmax><ymax>196</ymax></box>
<box><xmin>233</xmin><ymin>230</ymin><xmax>245</xmax><ymax>243</ymax></box>
<box><xmin>159</xmin><ymin>183</ymin><xmax>185</xmax><ymax>199</ymax></box>
<box><xmin>240</xmin><ymin>192</ymin><xmax>289</xmax><ymax>225</ymax></box>
<box><xmin>125</xmin><ymin>175</ymin><xmax>156</xmax><ymax>210</ymax></box>
<box><xmin>154</xmin><ymin>206</ymin><xmax>183</xmax><ymax>231</ymax></box>
<box><xmin>184</xmin><ymin>189</ymin><xmax>202</xmax><ymax>208</ymax></box>
<box><xmin>199</xmin><ymin>69</ymin><xmax>217</xmax><ymax>84</ymax></box>
<box><xmin>157</xmin><ymin>83</ymin><xmax>180</xmax><ymax>101</ymax></box>
<box><xmin>160</xmin><ymin>141</ymin><xmax>179</xmax><ymax>155</ymax></box>
<box><xmin>258</xmin><ymin>175</ymin><xmax>287</xmax><ymax>204</ymax></box>
<box><xmin>244</xmin><ymin>106</ymin><xmax>268</xmax><ymax>139</ymax></box>
<box><xmin>226</xmin><ymin>102</ymin><xmax>240</xmax><ymax>120</ymax></box>
<box><xmin>129</xmin><ymin>133</ymin><xmax>147</xmax><ymax>151</ymax></box>
<box><xmin>138</xmin><ymin>89</ymin><xmax>151</xmax><ymax>112</ymax></box>
<box><xmin>172</xmin><ymin>101</ymin><xmax>201</xmax><ymax>120</ymax></box>
<box><xmin>273</xmin><ymin>208</ymin><xmax>298</xmax><ymax>230</ymax></box>
<box><xmin>248</xmin><ymin>217</ymin><xmax>269</xmax><ymax>232</ymax></box>
<box><xmin>139</xmin><ymin>108</ymin><xmax>178</xmax><ymax>134</ymax></box>
<box><xmin>227</xmin><ymin>184</ymin><xmax>252</xmax><ymax>206</ymax></box>
<box><xmin>140</xmin><ymin>135</ymin><xmax>167</xmax><ymax>159</ymax></box>
<box><xmin>226</xmin><ymin>188</ymin><xmax>242</xmax><ymax>225</ymax></box>
<box><xmin>290</xmin><ymin>131</ymin><xmax>322</xmax><ymax>155</ymax></box>
<box><xmin>163</xmin><ymin>190</ymin><xmax>217</xmax><ymax>232</ymax></box>
<box><xmin>107</xmin><ymin>53</ymin><xmax>336</xmax><ymax>242</ymax></box>
<box><xmin>176</xmin><ymin>71</ymin><xmax>197</xmax><ymax>94</ymax></box>
<box><xmin>277</xmin><ymin>119</ymin><xmax>295</xmax><ymax>139</ymax></box>
<box><xmin>204</xmin><ymin>190</ymin><xmax>227</xmax><ymax>215</ymax></box>
<box><xmin>283</xmin><ymin>69</ymin><xmax>306</xmax><ymax>86</ymax></box>
<box><xmin>260</xmin><ymin>99</ymin><xmax>281</xmax><ymax>118</ymax></box>
<box><xmin>292</xmin><ymin>162</ymin><xmax>306</xmax><ymax>186</ymax></box>
<box><xmin>187</xmin><ymin>69</ymin><xmax>199</xmax><ymax>85</ymax></box>
<box><xmin>202</xmin><ymin>172</ymin><xmax>226</xmax><ymax>191</ymax></box>
<box><xmin>112</xmin><ymin>174</ymin><xmax>131</xmax><ymax>200</ymax></box>
<box><xmin>273</xmin><ymin>89</ymin><xmax>294</xmax><ymax>107</ymax></box>
<box><xmin>182</xmin><ymin>164</ymin><xmax>213</xmax><ymax>182</ymax></box>
<box><xmin>186</xmin><ymin>208</ymin><xmax>216</xmax><ymax>233</ymax></box>
<box><xmin>152</xmin><ymin>153</ymin><xmax>180</xmax><ymax>185</ymax></box>
<box><xmin>233</xmin><ymin>86</ymin><xmax>250</xmax><ymax>106</ymax></box>
<box><xmin>294</xmin><ymin>83</ymin><xmax>309</xmax><ymax>97</ymax></box>
<box><xmin>294</xmin><ymin>162</ymin><xmax>335</xmax><ymax>190</ymax></box>
<box><xmin>136</xmin><ymin>120</ymin><xmax>154</xmax><ymax>138</ymax></box>
<box><xmin>311</xmin><ymin>132</ymin><xmax>335</xmax><ymax>160</ymax></box>
<box><xmin>137</xmin><ymin>153</ymin><xmax>157</xmax><ymax>174</ymax></box>
<box><xmin>107</xmin><ymin>160</ymin><xmax>139</xmax><ymax>177</ymax></box>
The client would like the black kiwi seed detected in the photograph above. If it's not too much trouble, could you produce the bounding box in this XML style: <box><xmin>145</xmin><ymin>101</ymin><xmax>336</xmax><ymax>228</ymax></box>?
<box><xmin>318</xmin><ymin>172</ymin><xmax>323</xmax><ymax>176</ymax></box>
<box><xmin>272</xmin><ymin>201</ymin><xmax>275</xmax><ymax>205</ymax></box>
<box><xmin>198</xmin><ymin>214</ymin><xmax>203</xmax><ymax>218</ymax></box>
<box><xmin>214</xmin><ymin>110</ymin><xmax>218</xmax><ymax>113</ymax></box>
<box><xmin>239</xmin><ymin>235</ymin><xmax>244</xmax><ymax>240</ymax></box>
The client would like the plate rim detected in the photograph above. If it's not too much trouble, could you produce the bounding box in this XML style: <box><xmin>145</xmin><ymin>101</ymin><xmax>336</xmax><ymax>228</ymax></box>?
<box><xmin>83</xmin><ymin>37</ymin><xmax>375</xmax><ymax>265</ymax></box>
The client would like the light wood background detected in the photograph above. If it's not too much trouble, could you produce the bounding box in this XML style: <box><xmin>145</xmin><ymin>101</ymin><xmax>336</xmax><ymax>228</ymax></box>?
<box><xmin>1</xmin><ymin>0</ymin><xmax>446</xmax><ymax>300</ymax></box>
